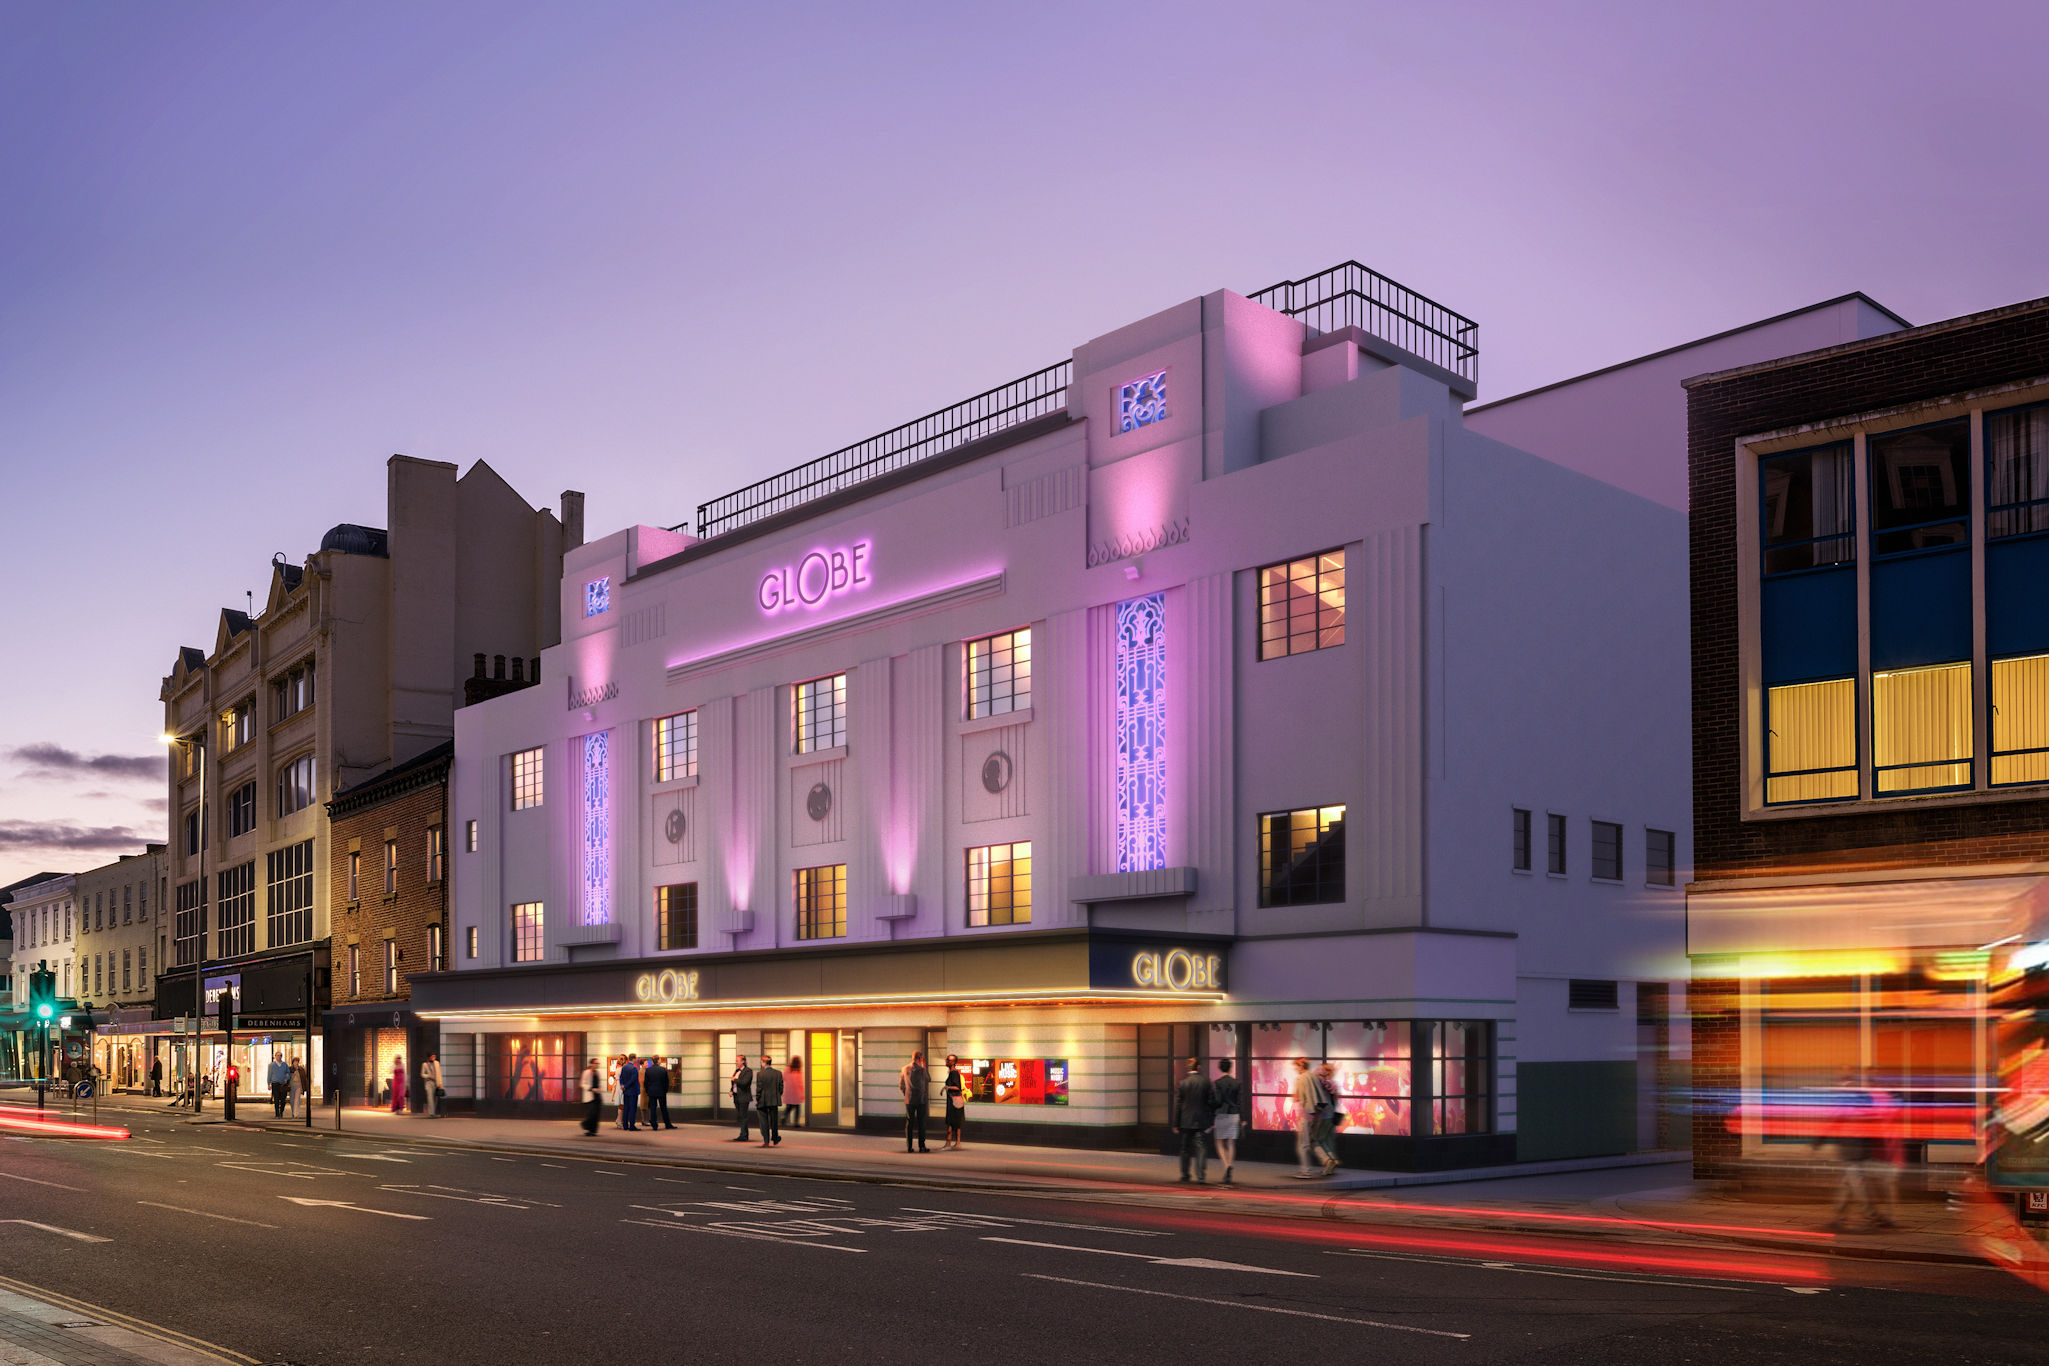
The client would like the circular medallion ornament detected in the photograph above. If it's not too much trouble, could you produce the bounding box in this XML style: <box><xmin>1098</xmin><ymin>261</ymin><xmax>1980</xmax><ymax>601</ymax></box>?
<box><xmin>806</xmin><ymin>782</ymin><xmax>833</xmax><ymax>822</ymax></box>
<box><xmin>664</xmin><ymin>808</ymin><xmax>686</xmax><ymax>844</ymax></box>
<box><xmin>981</xmin><ymin>751</ymin><xmax>1013</xmax><ymax>795</ymax></box>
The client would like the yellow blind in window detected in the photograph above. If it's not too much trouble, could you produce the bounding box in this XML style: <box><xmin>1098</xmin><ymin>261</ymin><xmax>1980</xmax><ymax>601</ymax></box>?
<box><xmin>1874</xmin><ymin>661</ymin><xmax>1973</xmax><ymax>792</ymax></box>
<box><xmin>1766</xmin><ymin>678</ymin><xmax>1857</xmax><ymax>802</ymax></box>
<box><xmin>1993</xmin><ymin>653</ymin><xmax>2049</xmax><ymax>785</ymax></box>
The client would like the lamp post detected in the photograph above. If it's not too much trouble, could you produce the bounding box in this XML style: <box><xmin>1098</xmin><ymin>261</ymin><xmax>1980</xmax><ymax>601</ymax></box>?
<box><xmin>162</xmin><ymin>729</ymin><xmax>206</xmax><ymax>1113</ymax></box>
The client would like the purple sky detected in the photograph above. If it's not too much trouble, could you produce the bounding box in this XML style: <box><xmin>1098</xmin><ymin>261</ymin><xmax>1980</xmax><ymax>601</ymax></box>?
<box><xmin>4</xmin><ymin>1</ymin><xmax>2046</xmax><ymax>888</ymax></box>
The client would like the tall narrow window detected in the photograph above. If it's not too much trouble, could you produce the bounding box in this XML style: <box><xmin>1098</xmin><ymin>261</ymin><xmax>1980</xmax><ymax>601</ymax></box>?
<box><xmin>226</xmin><ymin>781</ymin><xmax>256</xmax><ymax>838</ymax></box>
<box><xmin>512</xmin><ymin>902</ymin><xmax>544</xmax><ymax>962</ymax></box>
<box><xmin>465</xmin><ymin>820</ymin><xmax>478</xmax><ymax>852</ymax></box>
<box><xmin>1258</xmin><ymin>806</ymin><xmax>1345</xmax><ymax>907</ymax></box>
<box><xmin>266</xmin><ymin>840</ymin><xmax>314</xmax><ymax>947</ymax></box>
<box><xmin>216</xmin><ymin>862</ymin><xmax>255</xmax><ymax>958</ymax></box>
<box><xmin>656</xmin><ymin>883</ymin><xmax>698</xmax><ymax>950</ymax></box>
<box><xmin>276</xmin><ymin>753</ymin><xmax>316</xmax><ymax>816</ymax></box>
<box><xmin>653</xmin><ymin>710</ymin><xmax>699</xmax><ymax>782</ymax></box>
<box><xmin>348</xmin><ymin>944</ymin><xmax>361</xmax><ymax>997</ymax></box>
<box><xmin>1590</xmin><ymin>821</ymin><xmax>1623</xmax><ymax>882</ymax></box>
<box><xmin>383</xmin><ymin>839</ymin><xmax>398</xmax><ymax>896</ymax></box>
<box><xmin>1511</xmin><ymin>809</ymin><xmax>1531</xmax><ymax>872</ymax></box>
<box><xmin>794</xmin><ymin>865</ymin><xmax>846</xmax><ymax>940</ymax></box>
<box><xmin>966</xmin><ymin>842</ymin><xmax>1032</xmax><ymax>926</ymax></box>
<box><xmin>1646</xmin><ymin>829</ymin><xmax>1676</xmax><ymax>887</ymax></box>
<box><xmin>347</xmin><ymin>850</ymin><xmax>361</xmax><ymax>903</ymax></box>
<box><xmin>1115</xmin><ymin>594</ymin><xmax>1168</xmax><ymax>873</ymax></box>
<box><xmin>966</xmin><ymin>628</ymin><xmax>1033</xmax><ymax>718</ymax></box>
<box><xmin>1761</xmin><ymin>443</ymin><xmax>1855</xmax><ymax>574</ymax></box>
<box><xmin>511</xmin><ymin>748</ymin><xmax>545</xmax><ymax>810</ymax></box>
<box><xmin>383</xmin><ymin>940</ymin><xmax>398</xmax><ymax>995</ymax></box>
<box><xmin>1993</xmin><ymin>652</ymin><xmax>2049</xmax><ymax>786</ymax></box>
<box><xmin>465</xmin><ymin>926</ymin><xmax>479</xmax><ymax>960</ymax></box>
<box><xmin>1546</xmin><ymin>813</ymin><xmax>1566</xmax><ymax>875</ymax></box>
<box><xmin>428</xmin><ymin>826</ymin><xmax>445</xmax><ymax>883</ymax></box>
<box><xmin>1766</xmin><ymin>678</ymin><xmax>1858</xmax><ymax>803</ymax></box>
<box><xmin>1258</xmin><ymin>549</ymin><xmax>1346</xmax><ymax>659</ymax></box>
<box><xmin>429</xmin><ymin>924</ymin><xmax>445</xmax><ymax>973</ymax></box>
<box><xmin>1988</xmin><ymin>403</ymin><xmax>2049</xmax><ymax>539</ymax></box>
<box><xmin>1873</xmin><ymin>661</ymin><xmax>1973</xmax><ymax>794</ymax></box>
<box><xmin>793</xmin><ymin>674</ymin><xmax>847</xmax><ymax>753</ymax></box>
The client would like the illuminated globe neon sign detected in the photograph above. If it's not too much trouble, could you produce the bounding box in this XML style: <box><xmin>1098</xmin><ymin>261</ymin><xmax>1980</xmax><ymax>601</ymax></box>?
<box><xmin>759</xmin><ymin>541</ymin><xmax>873</xmax><ymax>615</ymax></box>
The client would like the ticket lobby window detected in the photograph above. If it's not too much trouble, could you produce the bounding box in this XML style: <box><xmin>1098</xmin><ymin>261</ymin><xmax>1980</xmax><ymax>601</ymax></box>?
<box><xmin>489</xmin><ymin>1033</ymin><xmax>583</xmax><ymax>1105</ymax></box>
<box><xmin>795</xmin><ymin>864</ymin><xmax>846</xmax><ymax>940</ymax></box>
<box><xmin>512</xmin><ymin>901</ymin><xmax>544</xmax><ymax>962</ymax></box>
<box><xmin>966</xmin><ymin>842</ymin><xmax>1030</xmax><ymax>926</ymax></box>
<box><xmin>1249</xmin><ymin>1021</ymin><xmax>1417</xmax><ymax>1136</ymax></box>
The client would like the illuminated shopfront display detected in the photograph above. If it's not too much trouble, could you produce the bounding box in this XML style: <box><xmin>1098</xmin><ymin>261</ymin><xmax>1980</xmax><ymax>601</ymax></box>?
<box><xmin>758</xmin><ymin>542</ymin><xmax>873</xmax><ymax>614</ymax></box>
<box><xmin>962</xmin><ymin>1057</ymin><xmax>1069</xmax><ymax>1105</ymax></box>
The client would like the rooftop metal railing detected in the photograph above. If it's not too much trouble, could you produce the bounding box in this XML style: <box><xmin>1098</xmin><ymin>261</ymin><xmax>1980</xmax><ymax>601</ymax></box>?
<box><xmin>686</xmin><ymin>361</ymin><xmax>1071</xmax><ymax>540</ymax></box>
<box><xmin>682</xmin><ymin>262</ymin><xmax>1474</xmax><ymax>540</ymax></box>
<box><xmin>1249</xmin><ymin>260</ymin><xmax>1479</xmax><ymax>387</ymax></box>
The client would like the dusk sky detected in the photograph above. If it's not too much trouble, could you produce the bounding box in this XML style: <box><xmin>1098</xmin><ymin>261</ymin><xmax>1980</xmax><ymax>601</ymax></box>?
<box><xmin>3</xmin><ymin>0</ymin><xmax>2045</xmax><ymax>888</ymax></box>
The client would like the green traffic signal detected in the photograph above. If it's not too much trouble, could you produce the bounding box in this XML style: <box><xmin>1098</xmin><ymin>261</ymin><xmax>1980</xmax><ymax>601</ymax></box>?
<box><xmin>34</xmin><ymin>1003</ymin><xmax>53</xmax><ymax>1020</ymax></box>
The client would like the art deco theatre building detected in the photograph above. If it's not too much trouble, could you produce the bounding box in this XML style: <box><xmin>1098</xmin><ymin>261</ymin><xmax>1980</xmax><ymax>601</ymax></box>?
<box><xmin>417</xmin><ymin>265</ymin><xmax>1694</xmax><ymax>1169</ymax></box>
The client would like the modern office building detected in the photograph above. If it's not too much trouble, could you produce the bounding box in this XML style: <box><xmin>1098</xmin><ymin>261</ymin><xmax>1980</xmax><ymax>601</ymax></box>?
<box><xmin>423</xmin><ymin>263</ymin><xmax>1703</xmax><ymax>1168</ymax></box>
<box><xmin>152</xmin><ymin>455</ymin><xmax>579</xmax><ymax>1101</ymax></box>
<box><xmin>1684</xmin><ymin>294</ymin><xmax>2049</xmax><ymax>1189</ymax></box>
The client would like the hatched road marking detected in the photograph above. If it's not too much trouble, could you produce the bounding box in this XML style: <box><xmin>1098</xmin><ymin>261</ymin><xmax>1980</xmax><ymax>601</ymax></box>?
<box><xmin>982</xmin><ymin>1237</ymin><xmax>1312</xmax><ymax>1277</ymax></box>
<box><xmin>1022</xmin><ymin>1275</ymin><xmax>1470</xmax><ymax>1338</ymax></box>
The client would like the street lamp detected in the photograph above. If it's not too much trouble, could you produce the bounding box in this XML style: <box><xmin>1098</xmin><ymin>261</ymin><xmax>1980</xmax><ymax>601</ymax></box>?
<box><xmin>162</xmin><ymin>730</ymin><xmax>206</xmax><ymax>1113</ymax></box>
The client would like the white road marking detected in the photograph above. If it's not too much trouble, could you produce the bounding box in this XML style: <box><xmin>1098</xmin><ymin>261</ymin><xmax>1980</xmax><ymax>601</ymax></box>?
<box><xmin>0</xmin><ymin>1220</ymin><xmax>111</xmax><ymax>1244</ymax></box>
<box><xmin>983</xmin><ymin>1237</ymin><xmax>1312</xmax><ymax>1278</ymax></box>
<box><xmin>1330</xmin><ymin>1248</ymin><xmax>1790</xmax><ymax>1295</ymax></box>
<box><xmin>1022</xmin><ymin>1275</ymin><xmax>1469</xmax><ymax>1338</ymax></box>
<box><xmin>0</xmin><ymin>1171</ymin><xmax>86</xmax><ymax>1191</ymax></box>
<box><xmin>623</xmin><ymin>1217</ymin><xmax>868</xmax><ymax>1252</ymax></box>
<box><xmin>137</xmin><ymin>1201</ymin><xmax>280</xmax><ymax>1229</ymax></box>
<box><xmin>329</xmin><ymin>1152</ymin><xmax>410</xmax><ymax>1163</ymax></box>
<box><xmin>902</xmin><ymin>1207</ymin><xmax>1167</xmax><ymax>1238</ymax></box>
<box><xmin>278</xmin><ymin>1196</ymin><xmax>430</xmax><ymax>1220</ymax></box>
<box><xmin>376</xmin><ymin>1184</ymin><xmax>543</xmax><ymax>1210</ymax></box>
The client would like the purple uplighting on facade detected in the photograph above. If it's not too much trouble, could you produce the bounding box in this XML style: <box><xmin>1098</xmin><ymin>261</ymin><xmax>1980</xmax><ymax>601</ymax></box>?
<box><xmin>1114</xmin><ymin>592</ymin><xmax>1167</xmax><ymax>873</ymax></box>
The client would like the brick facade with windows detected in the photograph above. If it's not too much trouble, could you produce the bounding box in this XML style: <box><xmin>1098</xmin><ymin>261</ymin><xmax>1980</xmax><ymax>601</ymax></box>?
<box><xmin>324</xmin><ymin>742</ymin><xmax>450</xmax><ymax>1109</ymax></box>
<box><xmin>1686</xmin><ymin>295</ymin><xmax>2049</xmax><ymax>1175</ymax></box>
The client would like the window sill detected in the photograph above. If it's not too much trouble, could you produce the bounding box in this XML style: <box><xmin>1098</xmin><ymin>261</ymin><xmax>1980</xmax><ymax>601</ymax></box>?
<box><xmin>1591</xmin><ymin>877</ymin><xmax>1623</xmax><ymax>887</ymax></box>
<box><xmin>1546</xmin><ymin>872</ymin><xmax>1568</xmax><ymax>881</ymax></box>
<box><xmin>652</xmin><ymin>775</ymin><xmax>701</xmax><ymax>792</ymax></box>
<box><xmin>1510</xmin><ymin>867</ymin><xmax>1533</xmax><ymax>877</ymax></box>
<box><xmin>959</xmin><ymin>707</ymin><xmax>1032</xmax><ymax>735</ymax></box>
<box><xmin>1644</xmin><ymin>881</ymin><xmax>1677</xmax><ymax>891</ymax></box>
<box><xmin>793</xmin><ymin>745</ymin><xmax>847</xmax><ymax>763</ymax></box>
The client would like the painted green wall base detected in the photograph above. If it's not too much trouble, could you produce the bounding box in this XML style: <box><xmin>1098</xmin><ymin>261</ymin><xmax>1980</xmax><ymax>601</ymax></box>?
<box><xmin>1516</xmin><ymin>1061</ymin><xmax>1637</xmax><ymax>1161</ymax></box>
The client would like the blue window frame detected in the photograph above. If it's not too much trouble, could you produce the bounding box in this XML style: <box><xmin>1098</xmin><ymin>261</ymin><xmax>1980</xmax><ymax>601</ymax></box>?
<box><xmin>1760</xmin><ymin>442</ymin><xmax>1855</xmax><ymax>577</ymax></box>
<box><xmin>1987</xmin><ymin>401</ymin><xmax>2049</xmax><ymax>541</ymax></box>
<box><xmin>1868</xmin><ymin>418</ymin><xmax>1971</xmax><ymax>559</ymax></box>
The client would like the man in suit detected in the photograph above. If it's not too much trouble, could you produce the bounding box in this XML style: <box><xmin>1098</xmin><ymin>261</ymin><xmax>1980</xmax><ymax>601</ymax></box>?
<box><xmin>643</xmin><ymin>1055</ymin><xmax>674</xmax><ymax>1130</ymax></box>
<box><xmin>617</xmin><ymin>1053</ymin><xmax>642</xmax><ymax>1131</ymax></box>
<box><xmin>1174</xmin><ymin>1056</ymin><xmax>1217</xmax><ymax>1184</ymax></box>
<box><xmin>754</xmin><ymin>1055</ymin><xmax>784</xmax><ymax>1147</ymax></box>
<box><xmin>729</xmin><ymin>1056</ymin><xmax>754</xmax><ymax>1141</ymax></box>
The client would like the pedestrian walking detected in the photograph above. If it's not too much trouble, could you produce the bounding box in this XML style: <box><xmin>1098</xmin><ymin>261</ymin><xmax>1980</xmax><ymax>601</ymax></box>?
<box><xmin>1865</xmin><ymin>1086</ymin><xmax>1904</xmax><ymax>1229</ymax></box>
<box><xmin>579</xmin><ymin>1057</ymin><xmax>602</xmax><ymax>1136</ymax></box>
<box><xmin>782</xmin><ymin>1056</ymin><xmax>805</xmax><ymax>1127</ymax></box>
<box><xmin>1174</xmin><ymin>1056</ymin><xmax>1216</xmax><ymax>1184</ymax></box>
<box><xmin>942</xmin><ymin>1054</ymin><xmax>968</xmax><ymax>1149</ymax></box>
<box><xmin>287</xmin><ymin>1056</ymin><xmax>306</xmax><ymax>1119</ymax></box>
<box><xmin>1313</xmin><ymin>1062</ymin><xmax>1343</xmax><ymax>1175</ymax></box>
<box><xmin>421</xmin><ymin>1054</ymin><xmax>443</xmax><ymax>1118</ymax></box>
<box><xmin>268</xmin><ymin>1053</ymin><xmax>291</xmax><ymax>1118</ymax></box>
<box><xmin>754</xmin><ymin>1055</ymin><xmax>784</xmax><ymax>1146</ymax></box>
<box><xmin>900</xmin><ymin>1051</ymin><xmax>931</xmax><ymax>1152</ymax></box>
<box><xmin>644</xmin><ymin>1055</ymin><xmax>674</xmax><ymax>1130</ymax></box>
<box><xmin>1818</xmin><ymin>1076</ymin><xmax>1879</xmax><ymax>1231</ymax></box>
<box><xmin>729</xmin><ymin>1055</ymin><xmax>755</xmax><ymax>1141</ymax></box>
<box><xmin>390</xmin><ymin>1055</ymin><xmax>408</xmax><ymax>1114</ymax></box>
<box><xmin>148</xmin><ymin>1056</ymin><xmax>162</xmax><ymax>1097</ymax></box>
<box><xmin>1210</xmin><ymin>1058</ymin><xmax>1242</xmax><ymax>1185</ymax></box>
<box><xmin>1289</xmin><ymin>1056</ymin><xmax>1324</xmax><ymax>1178</ymax></box>
<box><xmin>618</xmin><ymin>1052</ymin><xmax>642</xmax><ymax>1131</ymax></box>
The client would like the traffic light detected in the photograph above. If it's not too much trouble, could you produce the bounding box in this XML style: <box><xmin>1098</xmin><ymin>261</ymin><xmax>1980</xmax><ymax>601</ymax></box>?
<box><xmin>216</xmin><ymin>988</ymin><xmax>234</xmax><ymax>1033</ymax></box>
<box><xmin>27</xmin><ymin>965</ymin><xmax>55</xmax><ymax>1023</ymax></box>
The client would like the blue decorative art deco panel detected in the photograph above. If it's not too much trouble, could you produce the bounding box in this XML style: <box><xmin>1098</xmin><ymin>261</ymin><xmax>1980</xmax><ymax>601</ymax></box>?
<box><xmin>1115</xmin><ymin>593</ymin><xmax>1167</xmax><ymax>873</ymax></box>
<box><xmin>585</xmin><ymin>576</ymin><xmax>611</xmax><ymax>618</ymax></box>
<box><xmin>582</xmin><ymin>729</ymin><xmax>611</xmax><ymax>925</ymax></box>
<box><xmin>1117</xmin><ymin>370</ymin><xmax>1168</xmax><ymax>434</ymax></box>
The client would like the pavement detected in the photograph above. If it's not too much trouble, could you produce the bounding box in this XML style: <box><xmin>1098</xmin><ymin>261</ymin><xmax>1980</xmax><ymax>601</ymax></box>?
<box><xmin>10</xmin><ymin>1091</ymin><xmax>2025</xmax><ymax>1270</ymax></box>
<box><xmin>0</xmin><ymin>1282</ymin><xmax>238</xmax><ymax>1366</ymax></box>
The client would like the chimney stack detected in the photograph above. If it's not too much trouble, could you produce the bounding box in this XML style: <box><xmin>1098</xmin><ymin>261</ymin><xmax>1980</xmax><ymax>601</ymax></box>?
<box><xmin>561</xmin><ymin>490</ymin><xmax>585</xmax><ymax>550</ymax></box>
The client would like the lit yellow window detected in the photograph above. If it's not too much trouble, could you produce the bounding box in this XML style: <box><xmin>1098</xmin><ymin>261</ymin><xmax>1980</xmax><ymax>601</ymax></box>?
<box><xmin>1993</xmin><ymin>653</ymin><xmax>2049</xmax><ymax>786</ymax></box>
<box><xmin>1873</xmin><ymin>662</ymin><xmax>1973</xmax><ymax>793</ymax></box>
<box><xmin>1766</xmin><ymin>678</ymin><xmax>1858</xmax><ymax>803</ymax></box>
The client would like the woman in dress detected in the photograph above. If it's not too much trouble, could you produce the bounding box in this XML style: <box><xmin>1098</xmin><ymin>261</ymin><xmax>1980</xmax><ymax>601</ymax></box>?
<box><xmin>783</xmin><ymin>1056</ymin><xmax>804</xmax><ymax>1127</ymax></box>
<box><xmin>1210</xmin><ymin>1058</ymin><xmax>1243</xmax><ymax>1186</ymax></box>
<box><xmin>287</xmin><ymin>1056</ymin><xmax>305</xmax><ymax>1119</ymax></box>
<box><xmin>390</xmin><ymin>1055</ymin><xmax>408</xmax><ymax>1114</ymax></box>
<box><xmin>943</xmin><ymin>1054</ymin><xmax>968</xmax><ymax>1150</ymax></box>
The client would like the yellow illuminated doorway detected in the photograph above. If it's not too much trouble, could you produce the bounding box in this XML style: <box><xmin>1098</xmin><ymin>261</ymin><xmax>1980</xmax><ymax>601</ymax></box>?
<box><xmin>809</xmin><ymin>1030</ymin><xmax>835</xmax><ymax>1120</ymax></box>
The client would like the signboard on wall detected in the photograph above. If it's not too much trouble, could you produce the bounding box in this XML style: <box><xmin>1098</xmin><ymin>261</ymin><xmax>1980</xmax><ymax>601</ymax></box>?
<box><xmin>1088</xmin><ymin>941</ymin><xmax>1227</xmax><ymax>993</ymax></box>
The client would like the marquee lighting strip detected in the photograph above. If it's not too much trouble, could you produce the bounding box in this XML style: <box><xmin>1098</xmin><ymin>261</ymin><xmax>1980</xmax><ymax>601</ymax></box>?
<box><xmin>0</xmin><ymin>1113</ymin><xmax>130</xmax><ymax>1140</ymax></box>
<box><xmin>418</xmin><ymin>986</ymin><xmax>1227</xmax><ymax>1024</ymax></box>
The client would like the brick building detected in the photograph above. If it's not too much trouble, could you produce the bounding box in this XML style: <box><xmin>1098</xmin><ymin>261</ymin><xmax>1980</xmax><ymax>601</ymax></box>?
<box><xmin>325</xmin><ymin>742</ymin><xmax>452</xmax><ymax>1109</ymax></box>
<box><xmin>1685</xmin><ymin>295</ymin><xmax>2049</xmax><ymax>1187</ymax></box>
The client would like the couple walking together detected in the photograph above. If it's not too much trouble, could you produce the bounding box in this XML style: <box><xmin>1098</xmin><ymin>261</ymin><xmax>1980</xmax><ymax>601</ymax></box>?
<box><xmin>898</xmin><ymin>1051</ymin><xmax>969</xmax><ymax>1151</ymax></box>
<box><xmin>727</xmin><ymin>1054</ymin><xmax>806</xmax><ymax>1145</ymax></box>
<box><xmin>1171</xmin><ymin>1057</ymin><xmax>1244</xmax><ymax>1185</ymax></box>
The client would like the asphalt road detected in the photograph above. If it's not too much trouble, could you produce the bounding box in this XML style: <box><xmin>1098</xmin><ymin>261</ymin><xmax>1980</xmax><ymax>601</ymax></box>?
<box><xmin>1</xmin><ymin>1113</ymin><xmax>2043</xmax><ymax>1366</ymax></box>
